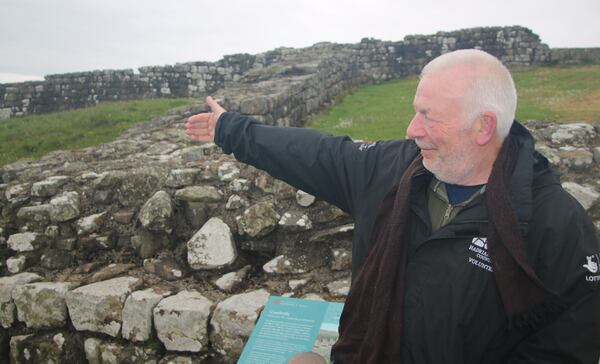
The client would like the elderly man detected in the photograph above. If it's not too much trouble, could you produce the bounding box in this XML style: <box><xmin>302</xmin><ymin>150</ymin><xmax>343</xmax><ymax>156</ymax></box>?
<box><xmin>186</xmin><ymin>49</ymin><xmax>600</xmax><ymax>363</ymax></box>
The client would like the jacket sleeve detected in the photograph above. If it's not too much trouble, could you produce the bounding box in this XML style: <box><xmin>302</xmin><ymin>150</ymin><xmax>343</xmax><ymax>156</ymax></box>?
<box><xmin>507</xmin><ymin>190</ymin><xmax>600</xmax><ymax>364</ymax></box>
<box><xmin>214</xmin><ymin>112</ymin><xmax>391</xmax><ymax>216</ymax></box>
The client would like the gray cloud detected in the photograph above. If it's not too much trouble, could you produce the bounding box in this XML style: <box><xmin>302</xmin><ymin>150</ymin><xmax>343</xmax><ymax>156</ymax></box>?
<box><xmin>1</xmin><ymin>0</ymin><xmax>598</xmax><ymax>83</ymax></box>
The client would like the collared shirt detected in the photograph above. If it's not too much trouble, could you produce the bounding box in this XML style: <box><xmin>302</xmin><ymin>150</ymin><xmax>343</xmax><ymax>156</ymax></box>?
<box><xmin>427</xmin><ymin>178</ymin><xmax>486</xmax><ymax>231</ymax></box>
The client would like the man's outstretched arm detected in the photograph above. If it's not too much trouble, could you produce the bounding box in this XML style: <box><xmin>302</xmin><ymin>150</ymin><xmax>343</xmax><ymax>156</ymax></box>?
<box><xmin>185</xmin><ymin>96</ymin><xmax>399</xmax><ymax>215</ymax></box>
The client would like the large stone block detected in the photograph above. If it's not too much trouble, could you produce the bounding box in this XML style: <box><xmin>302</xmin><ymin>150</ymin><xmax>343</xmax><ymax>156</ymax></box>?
<box><xmin>187</xmin><ymin>217</ymin><xmax>237</xmax><ymax>270</ymax></box>
<box><xmin>175</xmin><ymin>186</ymin><xmax>222</xmax><ymax>202</ymax></box>
<box><xmin>209</xmin><ymin>289</ymin><xmax>270</xmax><ymax>358</ymax></box>
<box><xmin>49</xmin><ymin>191</ymin><xmax>80</xmax><ymax>222</ymax></box>
<box><xmin>65</xmin><ymin>276</ymin><xmax>141</xmax><ymax>336</ymax></box>
<box><xmin>0</xmin><ymin>272</ymin><xmax>43</xmax><ymax>328</ymax></box>
<box><xmin>16</xmin><ymin>204</ymin><xmax>52</xmax><ymax>226</ymax></box>
<box><xmin>138</xmin><ymin>190</ymin><xmax>173</xmax><ymax>233</ymax></box>
<box><xmin>122</xmin><ymin>288</ymin><xmax>171</xmax><ymax>342</ymax></box>
<box><xmin>76</xmin><ymin>211</ymin><xmax>107</xmax><ymax>235</ymax></box>
<box><xmin>7</xmin><ymin>232</ymin><xmax>45</xmax><ymax>252</ymax></box>
<box><xmin>238</xmin><ymin>201</ymin><xmax>280</xmax><ymax>238</ymax></box>
<box><xmin>153</xmin><ymin>290</ymin><xmax>214</xmax><ymax>352</ymax></box>
<box><xmin>31</xmin><ymin>176</ymin><xmax>70</xmax><ymax>197</ymax></box>
<box><xmin>12</xmin><ymin>281</ymin><xmax>75</xmax><ymax>329</ymax></box>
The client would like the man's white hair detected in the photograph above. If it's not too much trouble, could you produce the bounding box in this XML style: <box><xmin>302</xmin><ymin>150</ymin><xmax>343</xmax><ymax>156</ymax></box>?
<box><xmin>421</xmin><ymin>49</ymin><xmax>517</xmax><ymax>140</ymax></box>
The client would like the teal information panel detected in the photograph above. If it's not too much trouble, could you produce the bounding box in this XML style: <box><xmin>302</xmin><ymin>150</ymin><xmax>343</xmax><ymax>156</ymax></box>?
<box><xmin>238</xmin><ymin>296</ymin><xmax>344</xmax><ymax>364</ymax></box>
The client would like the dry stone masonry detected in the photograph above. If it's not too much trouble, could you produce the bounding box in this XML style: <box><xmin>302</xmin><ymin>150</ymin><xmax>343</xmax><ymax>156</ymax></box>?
<box><xmin>0</xmin><ymin>25</ymin><xmax>599</xmax><ymax>363</ymax></box>
<box><xmin>3</xmin><ymin>25</ymin><xmax>599</xmax><ymax>121</ymax></box>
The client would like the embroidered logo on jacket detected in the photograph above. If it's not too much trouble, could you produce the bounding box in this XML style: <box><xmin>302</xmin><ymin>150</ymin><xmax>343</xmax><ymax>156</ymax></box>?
<box><xmin>468</xmin><ymin>237</ymin><xmax>493</xmax><ymax>272</ymax></box>
<box><xmin>584</xmin><ymin>253</ymin><xmax>600</xmax><ymax>282</ymax></box>
<box><xmin>357</xmin><ymin>142</ymin><xmax>377</xmax><ymax>151</ymax></box>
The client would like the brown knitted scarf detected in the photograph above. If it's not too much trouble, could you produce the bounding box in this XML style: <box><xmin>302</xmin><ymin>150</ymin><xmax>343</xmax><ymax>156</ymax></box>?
<box><xmin>331</xmin><ymin>137</ymin><xmax>562</xmax><ymax>364</ymax></box>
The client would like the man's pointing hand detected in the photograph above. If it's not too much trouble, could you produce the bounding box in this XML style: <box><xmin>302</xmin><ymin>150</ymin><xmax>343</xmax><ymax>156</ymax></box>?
<box><xmin>185</xmin><ymin>96</ymin><xmax>226</xmax><ymax>142</ymax></box>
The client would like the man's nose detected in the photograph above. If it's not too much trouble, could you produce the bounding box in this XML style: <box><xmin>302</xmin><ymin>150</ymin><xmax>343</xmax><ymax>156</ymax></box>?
<box><xmin>406</xmin><ymin>114</ymin><xmax>424</xmax><ymax>140</ymax></box>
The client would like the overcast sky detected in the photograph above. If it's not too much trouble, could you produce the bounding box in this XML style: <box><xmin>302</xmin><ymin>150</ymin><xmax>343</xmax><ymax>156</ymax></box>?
<box><xmin>1</xmin><ymin>0</ymin><xmax>599</xmax><ymax>83</ymax></box>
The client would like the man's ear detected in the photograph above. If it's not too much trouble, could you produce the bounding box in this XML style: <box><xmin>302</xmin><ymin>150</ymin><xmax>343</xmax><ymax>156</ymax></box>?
<box><xmin>475</xmin><ymin>112</ymin><xmax>497</xmax><ymax>146</ymax></box>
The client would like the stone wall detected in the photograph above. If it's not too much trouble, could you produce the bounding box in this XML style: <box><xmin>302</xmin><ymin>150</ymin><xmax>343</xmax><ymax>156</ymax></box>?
<box><xmin>0</xmin><ymin>25</ymin><xmax>561</xmax><ymax>120</ymax></box>
<box><xmin>548</xmin><ymin>48</ymin><xmax>600</xmax><ymax>65</ymax></box>
<box><xmin>0</xmin><ymin>24</ymin><xmax>600</xmax><ymax>363</ymax></box>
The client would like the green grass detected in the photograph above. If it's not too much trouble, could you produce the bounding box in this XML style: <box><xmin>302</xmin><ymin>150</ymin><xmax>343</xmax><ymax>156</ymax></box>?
<box><xmin>309</xmin><ymin>64</ymin><xmax>600</xmax><ymax>141</ymax></box>
<box><xmin>0</xmin><ymin>98</ymin><xmax>193</xmax><ymax>166</ymax></box>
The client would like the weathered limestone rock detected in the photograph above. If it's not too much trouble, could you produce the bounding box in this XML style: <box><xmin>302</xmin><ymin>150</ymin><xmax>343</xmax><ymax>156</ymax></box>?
<box><xmin>187</xmin><ymin>217</ymin><xmax>237</xmax><ymax>270</ymax></box>
<box><xmin>309</xmin><ymin>224</ymin><xmax>354</xmax><ymax>243</ymax></box>
<box><xmin>76</xmin><ymin>211</ymin><xmax>107</xmax><ymax>235</ymax></box>
<box><xmin>180</xmin><ymin>144</ymin><xmax>220</xmax><ymax>161</ymax></box>
<box><xmin>230</xmin><ymin>178</ymin><xmax>250</xmax><ymax>192</ymax></box>
<box><xmin>165</xmin><ymin>168</ymin><xmax>200</xmax><ymax>188</ymax></box>
<box><xmin>87</xmin><ymin>263</ymin><xmax>136</xmax><ymax>284</ymax></box>
<box><xmin>84</xmin><ymin>337</ymin><xmax>160</xmax><ymax>364</ymax></box>
<box><xmin>225</xmin><ymin>194</ymin><xmax>247</xmax><ymax>210</ymax></box>
<box><xmin>558</xmin><ymin>147</ymin><xmax>594</xmax><ymax>170</ymax></box>
<box><xmin>289</xmin><ymin>278</ymin><xmax>309</xmax><ymax>290</ymax></box>
<box><xmin>310</xmin><ymin>204</ymin><xmax>348</xmax><ymax>223</ymax></box>
<box><xmin>279</xmin><ymin>211</ymin><xmax>313</xmax><ymax>231</ymax></box>
<box><xmin>7</xmin><ymin>255</ymin><xmax>27</xmax><ymax>273</ymax></box>
<box><xmin>10</xmin><ymin>332</ymin><xmax>86</xmax><ymax>364</ymax></box>
<box><xmin>122</xmin><ymin>288</ymin><xmax>171</xmax><ymax>342</ymax></box>
<box><xmin>562</xmin><ymin>182</ymin><xmax>600</xmax><ymax>210</ymax></box>
<box><xmin>218</xmin><ymin>162</ymin><xmax>240</xmax><ymax>182</ymax></box>
<box><xmin>5</xmin><ymin>183</ymin><xmax>30</xmax><ymax>204</ymax></box>
<box><xmin>214</xmin><ymin>265</ymin><xmax>252</xmax><ymax>292</ymax></box>
<box><xmin>327</xmin><ymin>278</ymin><xmax>351</xmax><ymax>297</ymax></box>
<box><xmin>238</xmin><ymin>201</ymin><xmax>280</xmax><ymax>238</ymax></box>
<box><xmin>7</xmin><ymin>232</ymin><xmax>44</xmax><ymax>252</ymax></box>
<box><xmin>65</xmin><ymin>276</ymin><xmax>141</xmax><ymax>337</ymax></box>
<box><xmin>296</xmin><ymin>190</ymin><xmax>316</xmax><ymax>207</ymax></box>
<box><xmin>263</xmin><ymin>255</ymin><xmax>307</xmax><ymax>274</ymax></box>
<box><xmin>0</xmin><ymin>273</ymin><xmax>43</xmax><ymax>328</ymax></box>
<box><xmin>330</xmin><ymin>248</ymin><xmax>352</xmax><ymax>271</ymax></box>
<box><xmin>31</xmin><ymin>176</ymin><xmax>70</xmax><ymax>197</ymax></box>
<box><xmin>146</xmin><ymin>141</ymin><xmax>179</xmax><ymax>155</ymax></box>
<box><xmin>210</xmin><ymin>289</ymin><xmax>270</xmax><ymax>358</ymax></box>
<box><xmin>175</xmin><ymin>186</ymin><xmax>222</xmax><ymax>202</ymax></box>
<box><xmin>49</xmin><ymin>191</ymin><xmax>80</xmax><ymax>222</ymax></box>
<box><xmin>138</xmin><ymin>190</ymin><xmax>173</xmax><ymax>233</ymax></box>
<box><xmin>550</xmin><ymin>123</ymin><xmax>596</xmax><ymax>146</ymax></box>
<box><xmin>16</xmin><ymin>204</ymin><xmax>51</xmax><ymax>225</ymax></box>
<box><xmin>153</xmin><ymin>290</ymin><xmax>214</xmax><ymax>352</ymax></box>
<box><xmin>12</xmin><ymin>282</ymin><xmax>75</xmax><ymax>328</ymax></box>
<box><xmin>255</xmin><ymin>174</ymin><xmax>296</xmax><ymax>198</ymax></box>
<box><xmin>303</xmin><ymin>293</ymin><xmax>325</xmax><ymax>301</ymax></box>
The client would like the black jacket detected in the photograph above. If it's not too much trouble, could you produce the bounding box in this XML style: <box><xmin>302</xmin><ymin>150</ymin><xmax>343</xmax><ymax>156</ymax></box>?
<box><xmin>215</xmin><ymin>112</ymin><xmax>600</xmax><ymax>363</ymax></box>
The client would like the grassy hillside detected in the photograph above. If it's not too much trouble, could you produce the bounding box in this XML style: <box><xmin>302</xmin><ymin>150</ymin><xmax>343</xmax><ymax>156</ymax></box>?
<box><xmin>0</xmin><ymin>98</ymin><xmax>193</xmax><ymax>166</ymax></box>
<box><xmin>309</xmin><ymin>64</ymin><xmax>600</xmax><ymax>140</ymax></box>
<box><xmin>0</xmin><ymin>65</ymin><xmax>598</xmax><ymax>167</ymax></box>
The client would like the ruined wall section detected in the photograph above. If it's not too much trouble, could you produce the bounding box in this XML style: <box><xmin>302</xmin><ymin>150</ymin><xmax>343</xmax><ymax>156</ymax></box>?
<box><xmin>0</xmin><ymin>25</ymin><xmax>566</xmax><ymax>120</ymax></box>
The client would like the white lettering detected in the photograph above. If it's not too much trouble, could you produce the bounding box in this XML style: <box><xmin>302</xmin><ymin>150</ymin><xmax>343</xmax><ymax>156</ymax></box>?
<box><xmin>468</xmin><ymin>257</ymin><xmax>493</xmax><ymax>272</ymax></box>
<box><xmin>586</xmin><ymin>275</ymin><xmax>600</xmax><ymax>282</ymax></box>
<box><xmin>476</xmin><ymin>253</ymin><xmax>491</xmax><ymax>263</ymax></box>
<box><xmin>469</xmin><ymin>245</ymin><xmax>488</xmax><ymax>257</ymax></box>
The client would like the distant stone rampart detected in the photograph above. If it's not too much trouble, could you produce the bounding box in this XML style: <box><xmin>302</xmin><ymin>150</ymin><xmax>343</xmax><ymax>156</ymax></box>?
<box><xmin>0</xmin><ymin>25</ymin><xmax>570</xmax><ymax>121</ymax></box>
